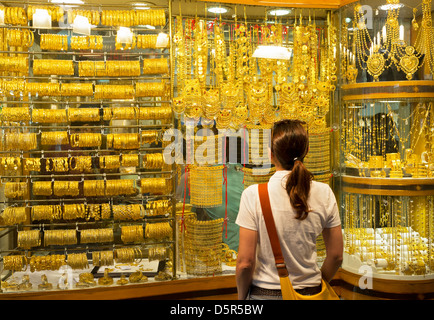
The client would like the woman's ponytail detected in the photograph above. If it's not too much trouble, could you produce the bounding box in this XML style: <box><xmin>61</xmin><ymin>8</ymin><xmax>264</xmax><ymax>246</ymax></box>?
<box><xmin>285</xmin><ymin>159</ymin><xmax>313</xmax><ymax>220</ymax></box>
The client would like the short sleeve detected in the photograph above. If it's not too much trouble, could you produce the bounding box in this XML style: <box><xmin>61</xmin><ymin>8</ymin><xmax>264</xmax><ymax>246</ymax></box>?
<box><xmin>235</xmin><ymin>185</ymin><xmax>258</xmax><ymax>231</ymax></box>
<box><xmin>324</xmin><ymin>186</ymin><xmax>341</xmax><ymax>229</ymax></box>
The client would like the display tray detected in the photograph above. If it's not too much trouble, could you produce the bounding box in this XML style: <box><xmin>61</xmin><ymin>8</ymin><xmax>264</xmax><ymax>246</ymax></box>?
<box><xmin>342</xmin><ymin>175</ymin><xmax>434</xmax><ymax>196</ymax></box>
<box><xmin>341</xmin><ymin>80</ymin><xmax>434</xmax><ymax>102</ymax></box>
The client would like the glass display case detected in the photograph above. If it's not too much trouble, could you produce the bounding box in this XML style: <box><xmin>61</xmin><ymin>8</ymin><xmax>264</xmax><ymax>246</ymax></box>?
<box><xmin>0</xmin><ymin>0</ymin><xmax>175</xmax><ymax>294</ymax></box>
<box><xmin>337</xmin><ymin>0</ymin><xmax>434</xmax><ymax>298</ymax></box>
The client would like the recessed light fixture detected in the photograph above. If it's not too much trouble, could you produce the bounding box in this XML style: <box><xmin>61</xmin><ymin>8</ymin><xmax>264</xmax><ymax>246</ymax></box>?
<box><xmin>207</xmin><ymin>6</ymin><xmax>230</xmax><ymax>14</ymax></box>
<box><xmin>268</xmin><ymin>9</ymin><xmax>291</xmax><ymax>16</ymax></box>
<box><xmin>132</xmin><ymin>2</ymin><xmax>151</xmax><ymax>9</ymax></box>
<box><xmin>50</xmin><ymin>0</ymin><xmax>84</xmax><ymax>4</ymax></box>
<box><xmin>378</xmin><ymin>3</ymin><xmax>404</xmax><ymax>11</ymax></box>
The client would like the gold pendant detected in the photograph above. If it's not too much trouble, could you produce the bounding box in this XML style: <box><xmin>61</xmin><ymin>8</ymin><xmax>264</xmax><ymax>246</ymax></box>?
<box><xmin>399</xmin><ymin>46</ymin><xmax>419</xmax><ymax>80</ymax></box>
<box><xmin>367</xmin><ymin>53</ymin><xmax>385</xmax><ymax>81</ymax></box>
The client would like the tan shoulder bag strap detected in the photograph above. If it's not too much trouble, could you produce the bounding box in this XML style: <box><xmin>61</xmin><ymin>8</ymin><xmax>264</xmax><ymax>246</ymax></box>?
<box><xmin>258</xmin><ymin>183</ymin><xmax>289</xmax><ymax>278</ymax></box>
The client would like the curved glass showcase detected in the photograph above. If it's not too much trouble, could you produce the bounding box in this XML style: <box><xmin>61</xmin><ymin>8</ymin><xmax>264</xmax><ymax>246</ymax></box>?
<box><xmin>338</xmin><ymin>0</ymin><xmax>434</xmax><ymax>294</ymax></box>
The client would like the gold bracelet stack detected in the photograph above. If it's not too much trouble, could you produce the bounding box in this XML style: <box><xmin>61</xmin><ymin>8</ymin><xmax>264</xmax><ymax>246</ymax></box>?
<box><xmin>26</xmin><ymin>83</ymin><xmax>61</xmax><ymax>96</ymax></box>
<box><xmin>94</xmin><ymin>85</ymin><xmax>135</xmax><ymax>99</ymax></box>
<box><xmin>113</xmin><ymin>204</ymin><xmax>144</xmax><ymax>221</ymax></box>
<box><xmin>5</xmin><ymin>29</ymin><xmax>34</xmax><ymax>48</ymax></box>
<box><xmin>110</xmin><ymin>107</ymin><xmax>139</xmax><ymax>120</ymax></box>
<box><xmin>61</xmin><ymin>83</ymin><xmax>94</xmax><ymax>96</ymax></box>
<box><xmin>143</xmin><ymin>153</ymin><xmax>164</xmax><ymax>169</ymax></box>
<box><xmin>145</xmin><ymin>199</ymin><xmax>172</xmax><ymax>216</ymax></box>
<box><xmin>121</xmin><ymin>154</ymin><xmax>139</xmax><ymax>167</ymax></box>
<box><xmin>1</xmin><ymin>107</ymin><xmax>31</xmax><ymax>122</ymax></box>
<box><xmin>100</xmin><ymin>9</ymin><xmax>165</xmax><ymax>27</ymax></box>
<box><xmin>0</xmin><ymin>156</ymin><xmax>22</xmax><ymax>172</ymax></box>
<box><xmin>141</xmin><ymin>130</ymin><xmax>159</xmax><ymax>144</ymax></box>
<box><xmin>24</xmin><ymin>158</ymin><xmax>41</xmax><ymax>172</ymax></box>
<box><xmin>4</xmin><ymin>7</ymin><xmax>28</xmax><ymax>26</ymax></box>
<box><xmin>41</xmin><ymin>131</ymin><xmax>69</xmax><ymax>146</ymax></box>
<box><xmin>135</xmin><ymin>81</ymin><xmax>166</xmax><ymax>97</ymax></box>
<box><xmin>107</xmin><ymin>133</ymin><xmax>140</xmax><ymax>149</ymax></box>
<box><xmin>145</xmin><ymin>222</ymin><xmax>172</xmax><ymax>240</ymax></box>
<box><xmin>29</xmin><ymin>255</ymin><xmax>66</xmax><ymax>272</ymax></box>
<box><xmin>67</xmin><ymin>252</ymin><xmax>89</xmax><ymax>270</ymax></box>
<box><xmin>40</xmin><ymin>34</ymin><xmax>68</xmax><ymax>51</ymax></box>
<box><xmin>115</xmin><ymin>247</ymin><xmax>143</xmax><ymax>263</ymax></box>
<box><xmin>0</xmin><ymin>56</ymin><xmax>28</xmax><ymax>75</ymax></box>
<box><xmin>69</xmin><ymin>156</ymin><xmax>92</xmax><ymax>173</ymax></box>
<box><xmin>105</xmin><ymin>61</ymin><xmax>140</xmax><ymax>76</ymax></box>
<box><xmin>31</xmin><ymin>205</ymin><xmax>62</xmax><ymax>221</ymax></box>
<box><xmin>78</xmin><ymin>61</ymin><xmax>106</xmax><ymax>77</ymax></box>
<box><xmin>32</xmin><ymin>109</ymin><xmax>67</xmax><ymax>123</ymax></box>
<box><xmin>0</xmin><ymin>79</ymin><xmax>27</xmax><ymax>95</ymax></box>
<box><xmin>0</xmin><ymin>206</ymin><xmax>28</xmax><ymax>225</ymax></box>
<box><xmin>105</xmin><ymin>179</ymin><xmax>136</xmax><ymax>196</ymax></box>
<box><xmin>70</xmin><ymin>36</ymin><xmax>103</xmax><ymax>50</ymax></box>
<box><xmin>99</xmin><ymin>155</ymin><xmax>121</xmax><ymax>169</ymax></box>
<box><xmin>148</xmin><ymin>246</ymin><xmax>168</xmax><ymax>261</ymax></box>
<box><xmin>121</xmin><ymin>225</ymin><xmax>144</xmax><ymax>243</ymax></box>
<box><xmin>80</xmin><ymin>228</ymin><xmax>114</xmax><ymax>244</ymax></box>
<box><xmin>83</xmin><ymin>180</ymin><xmax>106</xmax><ymax>197</ymax></box>
<box><xmin>62</xmin><ymin>204</ymin><xmax>86</xmax><ymax>220</ymax></box>
<box><xmin>17</xmin><ymin>230</ymin><xmax>41</xmax><ymax>249</ymax></box>
<box><xmin>4</xmin><ymin>182</ymin><xmax>29</xmax><ymax>199</ymax></box>
<box><xmin>136</xmin><ymin>35</ymin><xmax>158</xmax><ymax>49</ymax></box>
<box><xmin>138</xmin><ymin>106</ymin><xmax>171</xmax><ymax>120</ymax></box>
<box><xmin>33</xmin><ymin>59</ymin><xmax>74</xmax><ymax>76</ymax></box>
<box><xmin>68</xmin><ymin>108</ymin><xmax>100</xmax><ymax>122</ymax></box>
<box><xmin>32</xmin><ymin>181</ymin><xmax>53</xmax><ymax>196</ymax></box>
<box><xmin>86</xmin><ymin>203</ymin><xmax>110</xmax><ymax>221</ymax></box>
<box><xmin>5</xmin><ymin>132</ymin><xmax>37</xmax><ymax>151</ymax></box>
<box><xmin>3</xmin><ymin>255</ymin><xmax>27</xmax><ymax>271</ymax></box>
<box><xmin>140</xmin><ymin>177</ymin><xmax>168</xmax><ymax>195</ymax></box>
<box><xmin>70</xmin><ymin>133</ymin><xmax>102</xmax><ymax>148</ymax></box>
<box><xmin>44</xmin><ymin>229</ymin><xmax>77</xmax><ymax>246</ymax></box>
<box><xmin>142</xmin><ymin>58</ymin><xmax>169</xmax><ymax>74</ymax></box>
<box><xmin>92</xmin><ymin>250</ymin><xmax>114</xmax><ymax>267</ymax></box>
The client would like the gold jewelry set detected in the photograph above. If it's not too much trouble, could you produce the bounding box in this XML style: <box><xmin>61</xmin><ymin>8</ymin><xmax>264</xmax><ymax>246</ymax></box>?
<box><xmin>343</xmin><ymin>102</ymin><xmax>434</xmax><ymax>178</ymax></box>
<box><xmin>348</xmin><ymin>1</ymin><xmax>434</xmax><ymax>82</ymax></box>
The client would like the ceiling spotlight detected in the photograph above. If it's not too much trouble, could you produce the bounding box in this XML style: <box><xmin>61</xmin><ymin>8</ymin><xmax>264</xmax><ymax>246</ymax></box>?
<box><xmin>378</xmin><ymin>3</ymin><xmax>404</xmax><ymax>11</ymax></box>
<box><xmin>268</xmin><ymin>9</ymin><xmax>291</xmax><ymax>16</ymax></box>
<box><xmin>207</xmin><ymin>6</ymin><xmax>229</xmax><ymax>14</ymax></box>
<box><xmin>50</xmin><ymin>0</ymin><xmax>84</xmax><ymax>4</ymax></box>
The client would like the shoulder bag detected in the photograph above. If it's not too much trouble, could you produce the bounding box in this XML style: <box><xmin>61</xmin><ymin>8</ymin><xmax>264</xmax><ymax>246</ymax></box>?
<box><xmin>258</xmin><ymin>183</ymin><xmax>340</xmax><ymax>300</ymax></box>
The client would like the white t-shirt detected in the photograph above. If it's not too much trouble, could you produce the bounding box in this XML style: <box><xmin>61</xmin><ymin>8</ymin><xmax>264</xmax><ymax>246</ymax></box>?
<box><xmin>235</xmin><ymin>170</ymin><xmax>341</xmax><ymax>290</ymax></box>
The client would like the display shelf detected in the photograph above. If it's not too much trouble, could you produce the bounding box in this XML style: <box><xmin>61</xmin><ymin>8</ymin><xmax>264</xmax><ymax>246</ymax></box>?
<box><xmin>0</xmin><ymin>0</ymin><xmax>176</xmax><ymax>296</ymax></box>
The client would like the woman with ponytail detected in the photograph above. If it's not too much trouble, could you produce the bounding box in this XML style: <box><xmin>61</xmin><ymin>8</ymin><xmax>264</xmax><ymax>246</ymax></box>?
<box><xmin>236</xmin><ymin>119</ymin><xmax>343</xmax><ymax>300</ymax></box>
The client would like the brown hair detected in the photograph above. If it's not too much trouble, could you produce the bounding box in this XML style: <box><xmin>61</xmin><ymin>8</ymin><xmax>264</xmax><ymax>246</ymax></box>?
<box><xmin>271</xmin><ymin>119</ymin><xmax>313</xmax><ymax>220</ymax></box>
